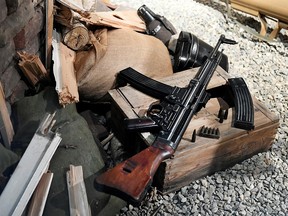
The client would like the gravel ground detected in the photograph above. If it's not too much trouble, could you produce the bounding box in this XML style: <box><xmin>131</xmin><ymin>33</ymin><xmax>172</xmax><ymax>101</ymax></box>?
<box><xmin>111</xmin><ymin>0</ymin><xmax>288</xmax><ymax>215</ymax></box>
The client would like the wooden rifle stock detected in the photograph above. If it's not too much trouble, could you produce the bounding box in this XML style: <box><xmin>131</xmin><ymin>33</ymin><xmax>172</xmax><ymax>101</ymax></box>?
<box><xmin>95</xmin><ymin>139</ymin><xmax>174</xmax><ymax>202</ymax></box>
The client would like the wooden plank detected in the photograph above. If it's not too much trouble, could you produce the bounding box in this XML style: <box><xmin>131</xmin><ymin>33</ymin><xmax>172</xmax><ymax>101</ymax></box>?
<box><xmin>56</xmin><ymin>0</ymin><xmax>92</xmax><ymax>14</ymax></box>
<box><xmin>109</xmin><ymin>66</ymin><xmax>279</xmax><ymax>193</ymax></box>
<box><xmin>52</xmin><ymin>30</ymin><xmax>79</xmax><ymax>106</ymax></box>
<box><xmin>0</xmin><ymin>82</ymin><xmax>14</xmax><ymax>148</ymax></box>
<box><xmin>0</xmin><ymin>113</ymin><xmax>62</xmax><ymax>216</ymax></box>
<box><xmin>67</xmin><ymin>165</ymin><xmax>91</xmax><ymax>216</ymax></box>
<box><xmin>27</xmin><ymin>172</ymin><xmax>54</xmax><ymax>216</ymax></box>
<box><xmin>56</xmin><ymin>0</ymin><xmax>145</xmax><ymax>31</ymax></box>
<box><xmin>78</xmin><ymin>10</ymin><xmax>145</xmax><ymax>32</ymax></box>
<box><xmin>45</xmin><ymin>0</ymin><xmax>54</xmax><ymax>70</ymax></box>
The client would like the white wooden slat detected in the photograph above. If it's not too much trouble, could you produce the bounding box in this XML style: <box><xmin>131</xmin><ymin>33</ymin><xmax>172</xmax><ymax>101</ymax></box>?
<box><xmin>0</xmin><ymin>113</ymin><xmax>62</xmax><ymax>216</ymax></box>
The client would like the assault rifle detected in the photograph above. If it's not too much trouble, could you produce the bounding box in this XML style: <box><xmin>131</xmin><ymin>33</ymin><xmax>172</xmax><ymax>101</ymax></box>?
<box><xmin>95</xmin><ymin>35</ymin><xmax>254</xmax><ymax>203</ymax></box>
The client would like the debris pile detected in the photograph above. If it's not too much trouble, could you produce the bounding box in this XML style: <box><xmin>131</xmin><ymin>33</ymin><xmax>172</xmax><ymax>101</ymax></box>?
<box><xmin>0</xmin><ymin>0</ymin><xmax>286</xmax><ymax>215</ymax></box>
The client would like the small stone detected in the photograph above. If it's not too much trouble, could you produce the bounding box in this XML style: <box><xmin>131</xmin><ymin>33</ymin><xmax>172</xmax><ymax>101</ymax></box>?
<box><xmin>197</xmin><ymin>194</ymin><xmax>204</xmax><ymax>201</ymax></box>
<box><xmin>216</xmin><ymin>175</ymin><xmax>223</xmax><ymax>184</ymax></box>
<box><xmin>121</xmin><ymin>206</ymin><xmax>128</xmax><ymax>212</ymax></box>
<box><xmin>191</xmin><ymin>204</ymin><xmax>198</xmax><ymax>213</ymax></box>
<box><xmin>212</xmin><ymin>202</ymin><xmax>218</xmax><ymax>213</ymax></box>
<box><xmin>181</xmin><ymin>186</ymin><xmax>188</xmax><ymax>195</ymax></box>
<box><xmin>163</xmin><ymin>195</ymin><xmax>169</xmax><ymax>201</ymax></box>
<box><xmin>244</xmin><ymin>191</ymin><xmax>251</xmax><ymax>197</ymax></box>
<box><xmin>128</xmin><ymin>204</ymin><xmax>133</xmax><ymax>211</ymax></box>
<box><xmin>201</xmin><ymin>179</ymin><xmax>208</xmax><ymax>187</ymax></box>
<box><xmin>266</xmin><ymin>192</ymin><xmax>273</xmax><ymax>199</ymax></box>
<box><xmin>181</xmin><ymin>197</ymin><xmax>187</xmax><ymax>203</ymax></box>
<box><xmin>236</xmin><ymin>177</ymin><xmax>242</xmax><ymax>184</ymax></box>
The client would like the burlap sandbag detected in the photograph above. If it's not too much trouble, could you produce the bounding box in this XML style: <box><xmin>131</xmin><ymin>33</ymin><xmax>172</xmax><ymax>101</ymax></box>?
<box><xmin>75</xmin><ymin>28</ymin><xmax>173</xmax><ymax>101</ymax></box>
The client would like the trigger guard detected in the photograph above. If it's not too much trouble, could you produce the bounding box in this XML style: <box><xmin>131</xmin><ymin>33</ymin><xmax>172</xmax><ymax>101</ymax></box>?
<box><xmin>147</xmin><ymin>102</ymin><xmax>163</xmax><ymax>117</ymax></box>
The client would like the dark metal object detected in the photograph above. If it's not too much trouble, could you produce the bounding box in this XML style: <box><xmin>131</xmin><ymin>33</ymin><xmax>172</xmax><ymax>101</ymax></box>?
<box><xmin>137</xmin><ymin>5</ymin><xmax>177</xmax><ymax>45</ymax></box>
<box><xmin>173</xmin><ymin>31</ymin><xmax>230</xmax><ymax>72</ymax></box>
<box><xmin>218</xmin><ymin>108</ymin><xmax>229</xmax><ymax>123</ymax></box>
<box><xmin>191</xmin><ymin>129</ymin><xmax>197</xmax><ymax>142</ymax></box>
<box><xmin>228</xmin><ymin>77</ymin><xmax>255</xmax><ymax>130</ymax></box>
<box><xmin>198</xmin><ymin>126</ymin><xmax>220</xmax><ymax>139</ymax></box>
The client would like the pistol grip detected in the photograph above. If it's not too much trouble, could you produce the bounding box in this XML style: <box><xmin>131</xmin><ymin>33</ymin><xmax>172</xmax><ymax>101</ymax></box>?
<box><xmin>228</xmin><ymin>78</ymin><xmax>254</xmax><ymax>130</ymax></box>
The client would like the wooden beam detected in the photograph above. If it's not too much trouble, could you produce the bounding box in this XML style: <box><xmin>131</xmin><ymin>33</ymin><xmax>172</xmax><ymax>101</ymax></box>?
<box><xmin>67</xmin><ymin>165</ymin><xmax>91</xmax><ymax>216</ymax></box>
<box><xmin>56</xmin><ymin>0</ymin><xmax>145</xmax><ymax>31</ymax></box>
<box><xmin>62</xmin><ymin>21</ymin><xmax>89</xmax><ymax>51</ymax></box>
<box><xmin>78</xmin><ymin>10</ymin><xmax>145</xmax><ymax>32</ymax></box>
<box><xmin>52</xmin><ymin>30</ymin><xmax>79</xmax><ymax>106</ymax></box>
<box><xmin>27</xmin><ymin>172</ymin><xmax>54</xmax><ymax>216</ymax></box>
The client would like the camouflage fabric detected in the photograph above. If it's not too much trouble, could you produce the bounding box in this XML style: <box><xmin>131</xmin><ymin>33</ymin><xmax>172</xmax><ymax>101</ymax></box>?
<box><xmin>11</xmin><ymin>87</ymin><xmax>126</xmax><ymax>215</ymax></box>
<box><xmin>0</xmin><ymin>143</ymin><xmax>19</xmax><ymax>175</ymax></box>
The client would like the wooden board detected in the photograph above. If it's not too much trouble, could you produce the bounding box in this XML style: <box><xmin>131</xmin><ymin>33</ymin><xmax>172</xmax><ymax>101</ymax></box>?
<box><xmin>109</xmin><ymin>67</ymin><xmax>279</xmax><ymax>194</ymax></box>
<box><xmin>0</xmin><ymin>82</ymin><xmax>14</xmax><ymax>148</ymax></box>
<box><xmin>27</xmin><ymin>172</ymin><xmax>53</xmax><ymax>216</ymax></box>
<box><xmin>45</xmin><ymin>0</ymin><xmax>54</xmax><ymax>70</ymax></box>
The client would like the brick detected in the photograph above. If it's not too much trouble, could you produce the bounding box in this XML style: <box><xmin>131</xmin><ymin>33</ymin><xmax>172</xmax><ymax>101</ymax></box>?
<box><xmin>25</xmin><ymin>6</ymin><xmax>44</xmax><ymax>39</ymax></box>
<box><xmin>0</xmin><ymin>40</ymin><xmax>15</xmax><ymax>74</ymax></box>
<box><xmin>0</xmin><ymin>0</ymin><xmax>7</xmax><ymax>23</ymax></box>
<box><xmin>7</xmin><ymin>80</ymin><xmax>28</xmax><ymax>104</ymax></box>
<box><xmin>0</xmin><ymin>0</ymin><xmax>34</xmax><ymax>47</ymax></box>
<box><xmin>13</xmin><ymin>6</ymin><xmax>44</xmax><ymax>51</ymax></box>
<box><xmin>33</xmin><ymin>0</ymin><xmax>44</xmax><ymax>7</ymax></box>
<box><xmin>13</xmin><ymin>29</ymin><xmax>26</xmax><ymax>50</ymax></box>
<box><xmin>0</xmin><ymin>62</ymin><xmax>21</xmax><ymax>99</ymax></box>
<box><xmin>25</xmin><ymin>35</ymin><xmax>41</xmax><ymax>54</ymax></box>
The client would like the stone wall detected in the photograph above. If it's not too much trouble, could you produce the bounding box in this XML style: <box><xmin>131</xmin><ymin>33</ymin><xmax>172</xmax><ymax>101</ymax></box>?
<box><xmin>0</xmin><ymin>0</ymin><xmax>45</xmax><ymax>105</ymax></box>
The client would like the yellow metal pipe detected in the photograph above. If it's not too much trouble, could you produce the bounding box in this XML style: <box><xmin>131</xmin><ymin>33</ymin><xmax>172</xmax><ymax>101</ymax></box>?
<box><xmin>230</xmin><ymin>0</ymin><xmax>288</xmax><ymax>39</ymax></box>
<box><xmin>230</xmin><ymin>0</ymin><xmax>288</xmax><ymax>23</ymax></box>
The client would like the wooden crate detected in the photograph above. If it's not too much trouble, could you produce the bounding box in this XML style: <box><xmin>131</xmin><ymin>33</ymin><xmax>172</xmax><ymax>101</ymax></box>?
<box><xmin>108</xmin><ymin>67</ymin><xmax>279</xmax><ymax>194</ymax></box>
